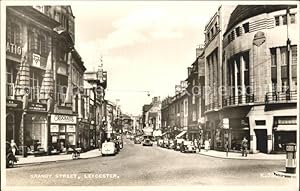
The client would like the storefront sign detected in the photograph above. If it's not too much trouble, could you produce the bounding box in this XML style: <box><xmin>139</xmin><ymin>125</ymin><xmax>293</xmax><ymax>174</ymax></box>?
<box><xmin>6</xmin><ymin>42</ymin><xmax>22</xmax><ymax>56</ymax></box>
<box><xmin>50</xmin><ymin>125</ymin><xmax>59</xmax><ymax>132</ymax></box>
<box><xmin>32</xmin><ymin>53</ymin><xmax>41</xmax><ymax>67</ymax></box>
<box><xmin>51</xmin><ymin>114</ymin><xmax>77</xmax><ymax>124</ymax></box>
<box><xmin>66</xmin><ymin>125</ymin><xmax>76</xmax><ymax>132</ymax></box>
<box><xmin>6</xmin><ymin>99</ymin><xmax>22</xmax><ymax>108</ymax></box>
<box><xmin>27</xmin><ymin>102</ymin><xmax>47</xmax><ymax>112</ymax></box>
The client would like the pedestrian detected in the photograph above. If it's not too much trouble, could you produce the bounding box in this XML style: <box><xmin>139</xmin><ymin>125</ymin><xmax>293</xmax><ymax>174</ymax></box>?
<box><xmin>10</xmin><ymin>139</ymin><xmax>18</xmax><ymax>156</ymax></box>
<box><xmin>241</xmin><ymin>137</ymin><xmax>248</xmax><ymax>157</ymax></box>
<box><xmin>194</xmin><ymin>139</ymin><xmax>198</xmax><ymax>152</ymax></box>
<box><xmin>204</xmin><ymin>139</ymin><xmax>209</xmax><ymax>151</ymax></box>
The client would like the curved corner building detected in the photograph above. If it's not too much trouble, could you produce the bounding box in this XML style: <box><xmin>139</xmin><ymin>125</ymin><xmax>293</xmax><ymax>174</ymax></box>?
<box><xmin>205</xmin><ymin>5</ymin><xmax>298</xmax><ymax>154</ymax></box>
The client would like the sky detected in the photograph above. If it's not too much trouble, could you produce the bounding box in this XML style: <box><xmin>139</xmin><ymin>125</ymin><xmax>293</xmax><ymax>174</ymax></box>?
<box><xmin>72</xmin><ymin>1</ymin><xmax>221</xmax><ymax>116</ymax></box>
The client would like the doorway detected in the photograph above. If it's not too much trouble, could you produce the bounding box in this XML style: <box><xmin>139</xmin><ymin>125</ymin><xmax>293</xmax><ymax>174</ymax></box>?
<box><xmin>255</xmin><ymin>129</ymin><xmax>267</xmax><ymax>153</ymax></box>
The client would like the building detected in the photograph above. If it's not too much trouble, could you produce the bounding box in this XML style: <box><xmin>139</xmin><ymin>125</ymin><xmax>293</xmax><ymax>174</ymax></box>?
<box><xmin>203</xmin><ymin>5</ymin><xmax>237</xmax><ymax>151</ymax></box>
<box><xmin>5</xmin><ymin>6</ymin><xmax>91</xmax><ymax>155</ymax></box>
<box><xmin>221</xmin><ymin>5</ymin><xmax>298</xmax><ymax>153</ymax></box>
<box><xmin>161</xmin><ymin>97</ymin><xmax>172</xmax><ymax>135</ymax></box>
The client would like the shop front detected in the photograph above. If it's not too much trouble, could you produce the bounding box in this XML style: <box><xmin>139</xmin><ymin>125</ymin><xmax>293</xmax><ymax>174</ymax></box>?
<box><xmin>6</xmin><ymin>99</ymin><xmax>23</xmax><ymax>143</ymax></box>
<box><xmin>229</xmin><ymin>118</ymin><xmax>250</xmax><ymax>151</ymax></box>
<box><xmin>49</xmin><ymin>114</ymin><xmax>77</xmax><ymax>153</ymax></box>
<box><xmin>24</xmin><ymin>102</ymin><xmax>48</xmax><ymax>154</ymax></box>
<box><xmin>78</xmin><ymin>120</ymin><xmax>91</xmax><ymax>151</ymax></box>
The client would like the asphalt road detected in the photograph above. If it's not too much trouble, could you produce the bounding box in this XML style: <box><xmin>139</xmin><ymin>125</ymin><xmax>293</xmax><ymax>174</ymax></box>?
<box><xmin>6</xmin><ymin>138</ymin><xmax>297</xmax><ymax>188</ymax></box>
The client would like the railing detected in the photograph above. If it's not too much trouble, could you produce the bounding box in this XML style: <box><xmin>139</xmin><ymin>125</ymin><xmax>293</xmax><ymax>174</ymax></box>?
<box><xmin>222</xmin><ymin>94</ymin><xmax>254</xmax><ymax>107</ymax></box>
<box><xmin>6</xmin><ymin>83</ymin><xmax>14</xmax><ymax>97</ymax></box>
<box><xmin>265</xmin><ymin>91</ymin><xmax>297</xmax><ymax>103</ymax></box>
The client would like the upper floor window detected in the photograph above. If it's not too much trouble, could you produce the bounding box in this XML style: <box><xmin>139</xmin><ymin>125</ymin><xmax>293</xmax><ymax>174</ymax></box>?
<box><xmin>275</xmin><ymin>16</ymin><xmax>280</xmax><ymax>26</ymax></box>
<box><xmin>270</xmin><ymin>48</ymin><xmax>277</xmax><ymax>67</ymax></box>
<box><xmin>37</xmin><ymin>35</ymin><xmax>46</xmax><ymax>55</ymax></box>
<box><xmin>211</xmin><ymin>27</ymin><xmax>214</xmax><ymax>37</ymax></box>
<box><xmin>235</xmin><ymin>27</ymin><xmax>241</xmax><ymax>37</ymax></box>
<box><xmin>282</xmin><ymin>15</ymin><xmax>287</xmax><ymax>25</ymax></box>
<box><xmin>243</xmin><ymin>22</ymin><xmax>249</xmax><ymax>33</ymax></box>
<box><xmin>8</xmin><ymin>23</ymin><xmax>21</xmax><ymax>45</ymax></box>
<box><xmin>290</xmin><ymin>14</ymin><xmax>296</xmax><ymax>24</ymax></box>
<box><xmin>231</xmin><ymin>30</ymin><xmax>235</xmax><ymax>40</ymax></box>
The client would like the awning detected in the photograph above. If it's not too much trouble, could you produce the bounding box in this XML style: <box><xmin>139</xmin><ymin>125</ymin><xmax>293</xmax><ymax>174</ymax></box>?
<box><xmin>175</xmin><ymin>131</ymin><xmax>187</xmax><ymax>138</ymax></box>
<box><xmin>161</xmin><ymin>132</ymin><xmax>168</xmax><ymax>136</ymax></box>
<box><xmin>275</xmin><ymin>125</ymin><xmax>297</xmax><ymax>131</ymax></box>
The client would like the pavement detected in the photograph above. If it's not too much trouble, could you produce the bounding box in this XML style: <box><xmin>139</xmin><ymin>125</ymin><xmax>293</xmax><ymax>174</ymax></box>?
<box><xmin>196</xmin><ymin>149</ymin><xmax>286</xmax><ymax>160</ymax></box>
<box><xmin>15</xmin><ymin>149</ymin><xmax>102</xmax><ymax>166</ymax></box>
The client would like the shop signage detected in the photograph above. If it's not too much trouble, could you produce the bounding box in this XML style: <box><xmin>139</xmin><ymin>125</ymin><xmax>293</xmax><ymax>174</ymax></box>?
<box><xmin>66</xmin><ymin>125</ymin><xmax>76</xmax><ymax>132</ymax></box>
<box><xmin>51</xmin><ymin>114</ymin><xmax>77</xmax><ymax>124</ymax></box>
<box><xmin>32</xmin><ymin>53</ymin><xmax>41</xmax><ymax>68</ymax></box>
<box><xmin>222</xmin><ymin>118</ymin><xmax>229</xmax><ymax>129</ymax></box>
<box><xmin>6</xmin><ymin>99</ymin><xmax>22</xmax><ymax>108</ymax></box>
<box><xmin>27</xmin><ymin>102</ymin><xmax>47</xmax><ymax>112</ymax></box>
<box><xmin>6</xmin><ymin>42</ymin><xmax>22</xmax><ymax>56</ymax></box>
<box><xmin>50</xmin><ymin>125</ymin><xmax>59</xmax><ymax>132</ymax></box>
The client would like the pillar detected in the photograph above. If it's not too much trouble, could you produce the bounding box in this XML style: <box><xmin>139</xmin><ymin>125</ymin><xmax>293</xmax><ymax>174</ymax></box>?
<box><xmin>234</xmin><ymin>60</ymin><xmax>238</xmax><ymax>104</ymax></box>
<box><xmin>276</xmin><ymin>47</ymin><xmax>282</xmax><ymax>92</ymax></box>
<box><xmin>240</xmin><ymin>55</ymin><xmax>246</xmax><ymax>103</ymax></box>
<box><xmin>249</xmin><ymin>116</ymin><xmax>257</xmax><ymax>153</ymax></box>
<box><xmin>266</xmin><ymin>116</ymin><xmax>273</xmax><ymax>153</ymax></box>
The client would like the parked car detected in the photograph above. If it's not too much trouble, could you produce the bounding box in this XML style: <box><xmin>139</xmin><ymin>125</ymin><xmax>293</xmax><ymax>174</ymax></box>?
<box><xmin>168</xmin><ymin>139</ymin><xmax>175</xmax><ymax>149</ymax></box>
<box><xmin>174</xmin><ymin>138</ymin><xmax>184</xmax><ymax>151</ymax></box>
<box><xmin>142</xmin><ymin>138</ymin><xmax>153</xmax><ymax>146</ymax></box>
<box><xmin>182</xmin><ymin>140</ymin><xmax>197</xmax><ymax>153</ymax></box>
<box><xmin>163</xmin><ymin>138</ymin><xmax>169</xmax><ymax>148</ymax></box>
<box><xmin>134</xmin><ymin>136</ymin><xmax>142</xmax><ymax>144</ymax></box>
<box><xmin>101</xmin><ymin>142</ymin><xmax>117</xmax><ymax>156</ymax></box>
<box><xmin>157</xmin><ymin>139</ymin><xmax>164</xmax><ymax>147</ymax></box>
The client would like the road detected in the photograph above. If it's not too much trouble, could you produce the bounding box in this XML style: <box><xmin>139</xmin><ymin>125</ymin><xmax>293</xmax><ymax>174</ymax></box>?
<box><xmin>6</xmin><ymin>138</ymin><xmax>296</xmax><ymax>188</ymax></box>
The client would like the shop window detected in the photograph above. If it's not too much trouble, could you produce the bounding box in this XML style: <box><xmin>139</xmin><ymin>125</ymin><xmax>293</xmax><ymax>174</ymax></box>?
<box><xmin>243</xmin><ymin>22</ymin><xmax>249</xmax><ymax>33</ymax></box>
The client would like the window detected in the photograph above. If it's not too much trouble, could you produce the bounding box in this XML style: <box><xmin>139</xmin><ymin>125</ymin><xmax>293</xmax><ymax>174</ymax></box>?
<box><xmin>280</xmin><ymin>47</ymin><xmax>287</xmax><ymax>66</ymax></box>
<box><xmin>243</xmin><ymin>22</ymin><xmax>249</xmax><ymax>33</ymax></box>
<box><xmin>235</xmin><ymin>27</ymin><xmax>240</xmax><ymax>37</ymax></box>
<box><xmin>255</xmin><ymin>120</ymin><xmax>266</xmax><ymax>126</ymax></box>
<box><xmin>290</xmin><ymin>14</ymin><xmax>296</xmax><ymax>24</ymax></box>
<box><xmin>37</xmin><ymin>35</ymin><xmax>46</xmax><ymax>55</ymax></box>
<box><xmin>211</xmin><ymin>28</ymin><xmax>214</xmax><ymax>36</ymax></box>
<box><xmin>192</xmin><ymin>95</ymin><xmax>195</xmax><ymax>104</ymax></box>
<box><xmin>29</xmin><ymin>70</ymin><xmax>42</xmax><ymax>101</ymax></box>
<box><xmin>231</xmin><ymin>30</ymin><xmax>235</xmax><ymax>40</ymax></box>
<box><xmin>192</xmin><ymin>111</ymin><xmax>196</xmax><ymax>121</ymax></box>
<box><xmin>227</xmin><ymin>34</ymin><xmax>231</xmax><ymax>43</ymax></box>
<box><xmin>9</xmin><ymin>23</ymin><xmax>21</xmax><ymax>45</ymax></box>
<box><xmin>282</xmin><ymin>15</ymin><xmax>287</xmax><ymax>25</ymax></box>
<box><xmin>270</xmin><ymin>48</ymin><xmax>277</xmax><ymax>67</ymax></box>
<box><xmin>6</xmin><ymin>64</ymin><xmax>15</xmax><ymax>97</ymax></box>
<box><xmin>291</xmin><ymin>45</ymin><xmax>297</xmax><ymax>65</ymax></box>
<box><xmin>275</xmin><ymin>16</ymin><xmax>280</xmax><ymax>26</ymax></box>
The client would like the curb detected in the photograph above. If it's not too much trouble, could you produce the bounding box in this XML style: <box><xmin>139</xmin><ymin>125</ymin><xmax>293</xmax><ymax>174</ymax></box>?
<box><xmin>197</xmin><ymin>152</ymin><xmax>285</xmax><ymax>161</ymax></box>
<box><xmin>273</xmin><ymin>171</ymin><xmax>297</xmax><ymax>178</ymax></box>
<box><xmin>15</xmin><ymin>154</ymin><xmax>102</xmax><ymax>167</ymax></box>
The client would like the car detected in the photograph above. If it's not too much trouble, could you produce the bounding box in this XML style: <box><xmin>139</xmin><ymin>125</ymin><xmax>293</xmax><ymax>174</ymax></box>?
<box><xmin>157</xmin><ymin>139</ymin><xmax>164</xmax><ymax>147</ymax></box>
<box><xmin>182</xmin><ymin>140</ymin><xmax>197</xmax><ymax>153</ymax></box>
<box><xmin>163</xmin><ymin>138</ymin><xmax>169</xmax><ymax>148</ymax></box>
<box><xmin>168</xmin><ymin>139</ymin><xmax>175</xmax><ymax>149</ymax></box>
<box><xmin>101</xmin><ymin>142</ymin><xmax>117</xmax><ymax>156</ymax></box>
<box><xmin>174</xmin><ymin>138</ymin><xmax>184</xmax><ymax>151</ymax></box>
<box><xmin>134</xmin><ymin>136</ymin><xmax>141</xmax><ymax>144</ymax></box>
<box><xmin>142</xmin><ymin>138</ymin><xmax>153</xmax><ymax>146</ymax></box>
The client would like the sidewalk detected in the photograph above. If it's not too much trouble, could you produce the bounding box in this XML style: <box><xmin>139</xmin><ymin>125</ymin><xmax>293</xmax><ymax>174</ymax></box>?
<box><xmin>197</xmin><ymin>149</ymin><xmax>286</xmax><ymax>160</ymax></box>
<box><xmin>15</xmin><ymin>149</ymin><xmax>102</xmax><ymax>166</ymax></box>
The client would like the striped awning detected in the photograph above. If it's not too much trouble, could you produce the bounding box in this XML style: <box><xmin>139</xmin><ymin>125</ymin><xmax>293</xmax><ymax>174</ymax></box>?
<box><xmin>175</xmin><ymin>131</ymin><xmax>187</xmax><ymax>138</ymax></box>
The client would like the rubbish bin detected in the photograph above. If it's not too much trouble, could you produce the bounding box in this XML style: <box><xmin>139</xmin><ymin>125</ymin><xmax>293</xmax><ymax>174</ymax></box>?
<box><xmin>285</xmin><ymin>143</ymin><xmax>296</xmax><ymax>174</ymax></box>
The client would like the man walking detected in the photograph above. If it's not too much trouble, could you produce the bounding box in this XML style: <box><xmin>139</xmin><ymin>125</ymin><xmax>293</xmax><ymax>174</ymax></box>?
<box><xmin>241</xmin><ymin>137</ymin><xmax>248</xmax><ymax>157</ymax></box>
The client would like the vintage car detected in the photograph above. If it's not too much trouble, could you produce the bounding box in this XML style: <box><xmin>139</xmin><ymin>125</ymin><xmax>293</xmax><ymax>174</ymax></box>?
<box><xmin>134</xmin><ymin>136</ymin><xmax>142</xmax><ymax>144</ymax></box>
<box><xmin>101</xmin><ymin>142</ymin><xmax>117</xmax><ymax>156</ymax></box>
<box><xmin>142</xmin><ymin>138</ymin><xmax>153</xmax><ymax>146</ymax></box>
<box><xmin>162</xmin><ymin>138</ymin><xmax>169</xmax><ymax>148</ymax></box>
<box><xmin>157</xmin><ymin>139</ymin><xmax>164</xmax><ymax>147</ymax></box>
<box><xmin>174</xmin><ymin>138</ymin><xmax>184</xmax><ymax>151</ymax></box>
<box><xmin>182</xmin><ymin>140</ymin><xmax>197</xmax><ymax>153</ymax></box>
<box><xmin>168</xmin><ymin>139</ymin><xmax>175</xmax><ymax>149</ymax></box>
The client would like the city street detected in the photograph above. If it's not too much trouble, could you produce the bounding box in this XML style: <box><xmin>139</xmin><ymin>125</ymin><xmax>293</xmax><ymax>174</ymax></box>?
<box><xmin>6</xmin><ymin>138</ymin><xmax>296</xmax><ymax>187</ymax></box>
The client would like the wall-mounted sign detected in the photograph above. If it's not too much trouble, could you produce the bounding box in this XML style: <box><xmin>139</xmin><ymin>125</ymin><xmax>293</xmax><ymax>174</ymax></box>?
<box><xmin>51</xmin><ymin>114</ymin><xmax>77</xmax><ymax>124</ymax></box>
<box><xmin>6</xmin><ymin>42</ymin><xmax>22</xmax><ymax>56</ymax></box>
<box><xmin>6</xmin><ymin>99</ymin><xmax>22</xmax><ymax>108</ymax></box>
<box><xmin>27</xmin><ymin>102</ymin><xmax>47</xmax><ymax>112</ymax></box>
<box><xmin>66</xmin><ymin>125</ymin><xmax>76</xmax><ymax>132</ymax></box>
<box><xmin>50</xmin><ymin>125</ymin><xmax>59</xmax><ymax>132</ymax></box>
<box><xmin>32</xmin><ymin>53</ymin><xmax>41</xmax><ymax>67</ymax></box>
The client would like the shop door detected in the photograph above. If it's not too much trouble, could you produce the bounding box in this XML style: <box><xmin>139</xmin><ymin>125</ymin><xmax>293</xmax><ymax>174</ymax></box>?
<box><xmin>255</xmin><ymin>129</ymin><xmax>267</xmax><ymax>153</ymax></box>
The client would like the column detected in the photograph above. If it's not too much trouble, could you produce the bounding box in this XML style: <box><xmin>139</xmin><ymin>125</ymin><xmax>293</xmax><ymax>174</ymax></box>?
<box><xmin>240</xmin><ymin>55</ymin><xmax>246</xmax><ymax>103</ymax></box>
<box><xmin>249</xmin><ymin>116</ymin><xmax>257</xmax><ymax>153</ymax></box>
<box><xmin>276</xmin><ymin>48</ymin><xmax>282</xmax><ymax>92</ymax></box>
<box><xmin>234</xmin><ymin>60</ymin><xmax>238</xmax><ymax>104</ymax></box>
<box><xmin>266</xmin><ymin>116</ymin><xmax>273</xmax><ymax>153</ymax></box>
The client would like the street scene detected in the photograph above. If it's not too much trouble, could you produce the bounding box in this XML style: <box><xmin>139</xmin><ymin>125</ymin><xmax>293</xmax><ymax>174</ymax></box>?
<box><xmin>2</xmin><ymin>1</ymin><xmax>299</xmax><ymax>191</ymax></box>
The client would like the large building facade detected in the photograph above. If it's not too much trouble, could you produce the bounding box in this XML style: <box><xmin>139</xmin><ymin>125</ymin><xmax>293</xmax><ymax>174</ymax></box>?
<box><xmin>203</xmin><ymin>5</ymin><xmax>298</xmax><ymax>153</ymax></box>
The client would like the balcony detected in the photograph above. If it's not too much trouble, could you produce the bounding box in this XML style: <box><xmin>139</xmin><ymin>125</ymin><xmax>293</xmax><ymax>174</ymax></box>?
<box><xmin>265</xmin><ymin>91</ymin><xmax>297</xmax><ymax>104</ymax></box>
<box><xmin>205</xmin><ymin>102</ymin><xmax>221</xmax><ymax>112</ymax></box>
<box><xmin>222</xmin><ymin>94</ymin><xmax>255</xmax><ymax>107</ymax></box>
